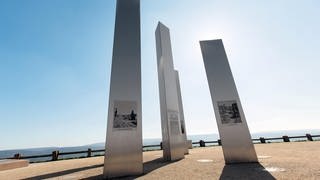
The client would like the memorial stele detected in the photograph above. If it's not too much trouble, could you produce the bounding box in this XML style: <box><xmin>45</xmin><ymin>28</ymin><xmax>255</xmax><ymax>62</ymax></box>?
<box><xmin>200</xmin><ymin>39</ymin><xmax>258</xmax><ymax>164</ymax></box>
<box><xmin>156</xmin><ymin>22</ymin><xmax>185</xmax><ymax>161</ymax></box>
<box><xmin>104</xmin><ymin>0</ymin><xmax>143</xmax><ymax>178</ymax></box>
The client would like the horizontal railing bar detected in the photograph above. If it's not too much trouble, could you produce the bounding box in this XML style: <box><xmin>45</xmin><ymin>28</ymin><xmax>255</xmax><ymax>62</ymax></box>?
<box><xmin>59</xmin><ymin>150</ymin><xmax>88</xmax><ymax>155</ymax></box>
<box><xmin>266</xmin><ymin>138</ymin><xmax>283</xmax><ymax>140</ymax></box>
<box><xmin>0</xmin><ymin>157</ymin><xmax>14</xmax><ymax>160</ymax></box>
<box><xmin>288</xmin><ymin>136</ymin><xmax>307</xmax><ymax>139</ymax></box>
<box><xmin>1</xmin><ymin>134</ymin><xmax>318</xmax><ymax>162</ymax></box>
<box><xmin>143</xmin><ymin>145</ymin><xmax>160</xmax><ymax>148</ymax></box>
<box><xmin>204</xmin><ymin>141</ymin><xmax>218</xmax><ymax>143</ymax></box>
<box><xmin>20</xmin><ymin>154</ymin><xmax>52</xmax><ymax>159</ymax></box>
<box><xmin>91</xmin><ymin>149</ymin><xmax>105</xmax><ymax>153</ymax></box>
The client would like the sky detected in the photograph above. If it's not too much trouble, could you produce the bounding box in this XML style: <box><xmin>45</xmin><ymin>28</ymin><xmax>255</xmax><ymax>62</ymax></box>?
<box><xmin>0</xmin><ymin>0</ymin><xmax>320</xmax><ymax>150</ymax></box>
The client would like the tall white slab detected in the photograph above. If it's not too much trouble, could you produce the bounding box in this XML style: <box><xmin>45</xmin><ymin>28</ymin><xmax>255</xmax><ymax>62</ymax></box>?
<box><xmin>104</xmin><ymin>0</ymin><xmax>142</xmax><ymax>178</ymax></box>
<box><xmin>156</xmin><ymin>22</ymin><xmax>185</xmax><ymax>161</ymax></box>
<box><xmin>200</xmin><ymin>39</ymin><xmax>258</xmax><ymax>164</ymax></box>
<box><xmin>175</xmin><ymin>70</ymin><xmax>189</xmax><ymax>154</ymax></box>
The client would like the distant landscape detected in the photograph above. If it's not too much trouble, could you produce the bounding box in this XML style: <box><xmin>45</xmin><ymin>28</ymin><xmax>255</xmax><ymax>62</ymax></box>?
<box><xmin>1</xmin><ymin>129</ymin><xmax>319</xmax><ymax>162</ymax></box>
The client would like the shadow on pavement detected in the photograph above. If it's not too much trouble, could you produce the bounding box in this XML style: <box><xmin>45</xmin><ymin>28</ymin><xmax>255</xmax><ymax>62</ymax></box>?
<box><xmin>142</xmin><ymin>157</ymin><xmax>172</xmax><ymax>174</ymax></box>
<box><xmin>219</xmin><ymin>163</ymin><xmax>276</xmax><ymax>180</ymax></box>
<box><xmin>22</xmin><ymin>164</ymin><xmax>104</xmax><ymax>180</ymax></box>
<box><xmin>23</xmin><ymin>157</ymin><xmax>177</xmax><ymax>180</ymax></box>
<box><xmin>83</xmin><ymin>157</ymin><xmax>174</xmax><ymax>180</ymax></box>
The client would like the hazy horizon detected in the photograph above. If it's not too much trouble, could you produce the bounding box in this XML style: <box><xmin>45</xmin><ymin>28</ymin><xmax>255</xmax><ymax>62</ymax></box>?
<box><xmin>1</xmin><ymin>128</ymin><xmax>319</xmax><ymax>151</ymax></box>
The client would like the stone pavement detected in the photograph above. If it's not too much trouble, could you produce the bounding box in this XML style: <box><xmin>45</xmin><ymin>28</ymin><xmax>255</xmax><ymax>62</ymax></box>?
<box><xmin>0</xmin><ymin>141</ymin><xmax>319</xmax><ymax>180</ymax></box>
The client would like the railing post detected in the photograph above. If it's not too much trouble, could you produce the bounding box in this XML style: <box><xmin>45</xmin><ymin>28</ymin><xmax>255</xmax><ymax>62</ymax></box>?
<box><xmin>306</xmin><ymin>134</ymin><xmax>313</xmax><ymax>141</ymax></box>
<box><xmin>199</xmin><ymin>140</ymin><xmax>205</xmax><ymax>147</ymax></box>
<box><xmin>283</xmin><ymin>136</ymin><xmax>290</xmax><ymax>142</ymax></box>
<box><xmin>14</xmin><ymin>153</ymin><xmax>21</xmax><ymax>159</ymax></box>
<box><xmin>52</xmin><ymin>151</ymin><xmax>59</xmax><ymax>161</ymax></box>
<box><xmin>217</xmin><ymin>139</ymin><xmax>222</xmax><ymax>146</ymax></box>
<box><xmin>260</xmin><ymin>137</ymin><xmax>266</xmax><ymax>143</ymax></box>
<box><xmin>160</xmin><ymin>142</ymin><xmax>163</xmax><ymax>150</ymax></box>
<box><xmin>87</xmin><ymin>148</ymin><xmax>92</xmax><ymax>157</ymax></box>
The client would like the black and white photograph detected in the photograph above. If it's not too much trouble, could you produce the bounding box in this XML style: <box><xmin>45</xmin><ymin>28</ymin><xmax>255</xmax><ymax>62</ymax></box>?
<box><xmin>218</xmin><ymin>100</ymin><xmax>242</xmax><ymax>124</ymax></box>
<box><xmin>167</xmin><ymin>110</ymin><xmax>181</xmax><ymax>135</ymax></box>
<box><xmin>113</xmin><ymin>101</ymin><xmax>137</xmax><ymax>130</ymax></box>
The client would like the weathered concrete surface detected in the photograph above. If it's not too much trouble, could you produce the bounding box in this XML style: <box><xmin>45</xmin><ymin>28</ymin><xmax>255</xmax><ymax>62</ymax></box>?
<box><xmin>0</xmin><ymin>159</ymin><xmax>29</xmax><ymax>171</ymax></box>
<box><xmin>0</xmin><ymin>141</ymin><xmax>319</xmax><ymax>179</ymax></box>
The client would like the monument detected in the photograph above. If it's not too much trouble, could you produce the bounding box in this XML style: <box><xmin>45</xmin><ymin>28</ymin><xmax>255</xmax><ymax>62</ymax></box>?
<box><xmin>200</xmin><ymin>39</ymin><xmax>258</xmax><ymax>164</ymax></box>
<box><xmin>156</xmin><ymin>22</ymin><xmax>185</xmax><ymax>161</ymax></box>
<box><xmin>104</xmin><ymin>0</ymin><xmax>143</xmax><ymax>178</ymax></box>
<box><xmin>175</xmin><ymin>70</ymin><xmax>189</xmax><ymax>154</ymax></box>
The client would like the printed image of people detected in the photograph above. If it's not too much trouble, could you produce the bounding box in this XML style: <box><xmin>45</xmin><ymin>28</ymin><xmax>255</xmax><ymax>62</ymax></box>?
<box><xmin>113</xmin><ymin>101</ymin><xmax>138</xmax><ymax>129</ymax></box>
<box><xmin>218</xmin><ymin>100</ymin><xmax>242</xmax><ymax>124</ymax></box>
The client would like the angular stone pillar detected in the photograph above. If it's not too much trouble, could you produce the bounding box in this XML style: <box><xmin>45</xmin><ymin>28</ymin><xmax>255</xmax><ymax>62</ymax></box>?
<box><xmin>200</xmin><ymin>39</ymin><xmax>258</xmax><ymax>164</ymax></box>
<box><xmin>175</xmin><ymin>70</ymin><xmax>189</xmax><ymax>154</ymax></box>
<box><xmin>104</xmin><ymin>0</ymin><xmax>143</xmax><ymax>178</ymax></box>
<box><xmin>155</xmin><ymin>22</ymin><xmax>185</xmax><ymax>161</ymax></box>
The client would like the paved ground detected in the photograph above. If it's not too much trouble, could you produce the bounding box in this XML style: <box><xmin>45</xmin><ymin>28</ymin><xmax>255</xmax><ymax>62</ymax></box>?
<box><xmin>0</xmin><ymin>141</ymin><xmax>319</xmax><ymax>180</ymax></box>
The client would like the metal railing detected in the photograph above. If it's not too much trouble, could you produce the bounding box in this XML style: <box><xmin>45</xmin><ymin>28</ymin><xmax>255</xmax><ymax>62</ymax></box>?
<box><xmin>1</xmin><ymin>134</ymin><xmax>319</xmax><ymax>163</ymax></box>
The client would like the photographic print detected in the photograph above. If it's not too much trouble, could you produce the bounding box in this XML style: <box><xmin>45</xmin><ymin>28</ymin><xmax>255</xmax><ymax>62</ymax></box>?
<box><xmin>113</xmin><ymin>101</ymin><xmax>138</xmax><ymax>130</ymax></box>
<box><xmin>167</xmin><ymin>110</ymin><xmax>181</xmax><ymax>135</ymax></box>
<box><xmin>217</xmin><ymin>100</ymin><xmax>242</xmax><ymax>124</ymax></box>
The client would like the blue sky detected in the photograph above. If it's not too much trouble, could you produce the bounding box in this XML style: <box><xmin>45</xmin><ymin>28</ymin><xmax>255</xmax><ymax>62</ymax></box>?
<box><xmin>1</xmin><ymin>0</ymin><xmax>319</xmax><ymax>150</ymax></box>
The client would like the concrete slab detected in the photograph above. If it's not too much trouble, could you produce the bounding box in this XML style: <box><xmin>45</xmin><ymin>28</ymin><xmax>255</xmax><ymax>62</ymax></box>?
<box><xmin>0</xmin><ymin>159</ymin><xmax>29</xmax><ymax>171</ymax></box>
<box><xmin>0</xmin><ymin>141</ymin><xmax>319</xmax><ymax>179</ymax></box>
